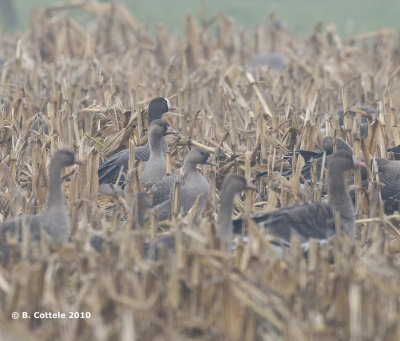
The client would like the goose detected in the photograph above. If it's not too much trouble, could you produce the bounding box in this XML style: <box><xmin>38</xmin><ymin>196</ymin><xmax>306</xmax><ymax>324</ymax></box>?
<box><xmin>145</xmin><ymin>174</ymin><xmax>255</xmax><ymax>258</ymax></box>
<box><xmin>140</xmin><ymin>119</ymin><xmax>177</xmax><ymax>186</ymax></box>
<box><xmin>267</xmin><ymin>137</ymin><xmax>352</xmax><ymax>182</ymax></box>
<box><xmin>234</xmin><ymin>150</ymin><xmax>365</xmax><ymax>244</ymax></box>
<box><xmin>1</xmin><ymin>149</ymin><xmax>84</xmax><ymax>245</ymax></box>
<box><xmin>152</xmin><ymin>148</ymin><xmax>215</xmax><ymax>220</ymax></box>
<box><xmin>98</xmin><ymin>97</ymin><xmax>176</xmax><ymax>186</ymax></box>
<box><xmin>291</xmin><ymin>137</ymin><xmax>353</xmax><ymax>180</ymax></box>
<box><xmin>387</xmin><ymin>145</ymin><xmax>400</xmax><ymax>160</ymax></box>
<box><xmin>354</xmin><ymin>157</ymin><xmax>400</xmax><ymax>214</ymax></box>
<box><xmin>374</xmin><ymin>158</ymin><xmax>400</xmax><ymax>204</ymax></box>
<box><xmin>217</xmin><ymin>174</ymin><xmax>256</xmax><ymax>246</ymax></box>
<box><xmin>281</xmin><ymin>136</ymin><xmax>337</xmax><ymax>166</ymax></box>
<box><xmin>93</xmin><ymin>174</ymin><xmax>255</xmax><ymax>258</ymax></box>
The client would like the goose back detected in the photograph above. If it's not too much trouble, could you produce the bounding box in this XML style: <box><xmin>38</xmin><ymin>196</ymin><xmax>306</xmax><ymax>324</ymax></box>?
<box><xmin>236</xmin><ymin>201</ymin><xmax>334</xmax><ymax>243</ymax></box>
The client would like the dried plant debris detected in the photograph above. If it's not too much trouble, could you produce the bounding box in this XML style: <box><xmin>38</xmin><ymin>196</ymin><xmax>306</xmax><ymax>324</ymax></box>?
<box><xmin>0</xmin><ymin>2</ymin><xmax>399</xmax><ymax>341</ymax></box>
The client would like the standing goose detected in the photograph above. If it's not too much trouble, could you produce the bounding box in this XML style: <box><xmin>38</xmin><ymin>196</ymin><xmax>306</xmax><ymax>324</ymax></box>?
<box><xmin>152</xmin><ymin>148</ymin><xmax>216</xmax><ymax>221</ymax></box>
<box><xmin>217</xmin><ymin>174</ymin><xmax>256</xmax><ymax>246</ymax></box>
<box><xmin>140</xmin><ymin>119</ymin><xmax>177</xmax><ymax>187</ymax></box>
<box><xmin>98</xmin><ymin>97</ymin><xmax>177</xmax><ymax>186</ymax></box>
<box><xmin>0</xmin><ymin>149</ymin><xmax>84</xmax><ymax>245</ymax></box>
<box><xmin>234</xmin><ymin>150</ymin><xmax>365</xmax><ymax>244</ymax></box>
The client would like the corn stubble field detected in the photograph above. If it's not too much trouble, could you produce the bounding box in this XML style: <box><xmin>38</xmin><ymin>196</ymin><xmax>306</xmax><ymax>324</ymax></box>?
<box><xmin>0</xmin><ymin>1</ymin><xmax>400</xmax><ymax>340</ymax></box>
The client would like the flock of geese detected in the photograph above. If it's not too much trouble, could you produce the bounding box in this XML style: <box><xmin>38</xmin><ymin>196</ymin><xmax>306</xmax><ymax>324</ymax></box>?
<box><xmin>1</xmin><ymin>96</ymin><xmax>400</xmax><ymax>260</ymax></box>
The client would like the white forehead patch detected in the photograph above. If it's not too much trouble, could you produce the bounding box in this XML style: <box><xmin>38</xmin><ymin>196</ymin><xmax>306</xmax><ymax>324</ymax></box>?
<box><xmin>163</xmin><ymin>97</ymin><xmax>171</xmax><ymax>109</ymax></box>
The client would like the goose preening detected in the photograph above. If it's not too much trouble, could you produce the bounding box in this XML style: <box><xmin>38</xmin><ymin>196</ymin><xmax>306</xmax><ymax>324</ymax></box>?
<box><xmin>98</xmin><ymin>97</ymin><xmax>177</xmax><ymax>186</ymax></box>
<box><xmin>0</xmin><ymin>149</ymin><xmax>84</xmax><ymax>246</ymax></box>
<box><xmin>140</xmin><ymin>119</ymin><xmax>177</xmax><ymax>186</ymax></box>
<box><xmin>234</xmin><ymin>150</ymin><xmax>365</xmax><ymax>244</ymax></box>
<box><xmin>152</xmin><ymin>148</ymin><xmax>215</xmax><ymax>221</ymax></box>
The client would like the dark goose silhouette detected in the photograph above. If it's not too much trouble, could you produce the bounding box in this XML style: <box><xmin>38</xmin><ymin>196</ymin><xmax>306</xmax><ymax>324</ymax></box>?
<box><xmin>234</xmin><ymin>150</ymin><xmax>365</xmax><ymax>244</ymax></box>
<box><xmin>297</xmin><ymin>137</ymin><xmax>353</xmax><ymax>180</ymax></box>
<box><xmin>98</xmin><ymin>97</ymin><xmax>176</xmax><ymax>186</ymax></box>
<box><xmin>1</xmin><ymin>149</ymin><xmax>84</xmax><ymax>245</ymax></box>
<box><xmin>387</xmin><ymin>145</ymin><xmax>400</xmax><ymax>160</ymax></box>
<box><xmin>281</xmin><ymin>136</ymin><xmax>352</xmax><ymax>181</ymax></box>
<box><xmin>152</xmin><ymin>148</ymin><xmax>215</xmax><ymax>220</ymax></box>
<box><xmin>282</xmin><ymin>135</ymin><xmax>340</xmax><ymax>166</ymax></box>
<box><xmin>140</xmin><ymin>119</ymin><xmax>177</xmax><ymax>186</ymax></box>
<box><xmin>282</xmin><ymin>136</ymin><xmax>335</xmax><ymax>166</ymax></box>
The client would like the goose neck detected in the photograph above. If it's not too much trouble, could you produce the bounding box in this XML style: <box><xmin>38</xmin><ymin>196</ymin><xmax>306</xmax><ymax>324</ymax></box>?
<box><xmin>47</xmin><ymin>159</ymin><xmax>65</xmax><ymax>208</ymax></box>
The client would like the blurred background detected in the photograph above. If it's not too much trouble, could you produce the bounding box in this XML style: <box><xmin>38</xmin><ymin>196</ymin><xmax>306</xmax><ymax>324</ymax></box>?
<box><xmin>1</xmin><ymin>0</ymin><xmax>399</xmax><ymax>36</ymax></box>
